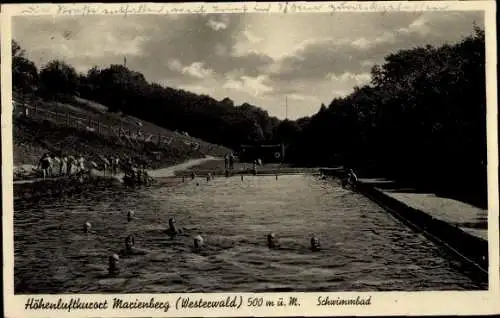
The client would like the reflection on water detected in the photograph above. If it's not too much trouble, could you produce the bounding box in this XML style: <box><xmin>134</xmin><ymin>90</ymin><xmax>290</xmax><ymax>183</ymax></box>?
<box><xmin>14</xmin><ymin>175</ymin><xmax>486</xmax><ymax>293</ymax></box>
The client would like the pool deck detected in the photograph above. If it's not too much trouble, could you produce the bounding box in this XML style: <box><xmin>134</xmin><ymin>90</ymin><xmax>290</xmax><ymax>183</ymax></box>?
<box><xmin>320</xmin><ymin>169</ymin><xmax>489</xmax><ymax>273</ymax></box>
<box><xmin>359</xmin><ymin>177</ymin><xmax>488</xmax><ymax>242</ymax></box>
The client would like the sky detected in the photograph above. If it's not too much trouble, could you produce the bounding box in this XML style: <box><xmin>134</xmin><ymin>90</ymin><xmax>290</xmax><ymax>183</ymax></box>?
<box><xmin>13</xmin><ymin>11</ymin><xmax>483</xmax><ymax>120</ymax></box>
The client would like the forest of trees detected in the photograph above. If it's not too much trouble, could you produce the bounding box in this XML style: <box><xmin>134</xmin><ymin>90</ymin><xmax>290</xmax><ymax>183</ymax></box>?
<box><xmin>12</xmin><ymin>25</ymin><xmax>486</xmax><ymax>197</ymax></box>
<box><xmin>12</xmin><ymin>40</ymin><xmax>287</xmax><ymax>149</ymax></box>
<box><xmin>289</xmin><ymin>25</ymin><xmax>486</xmax><ymax>197</ymax></box>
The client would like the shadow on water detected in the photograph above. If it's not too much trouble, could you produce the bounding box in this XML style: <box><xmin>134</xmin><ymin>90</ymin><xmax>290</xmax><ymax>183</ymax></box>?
<box><xmin>14</xmin><ymin>174</ymin><xmax>487</xmax><ymax>293</ymax></box>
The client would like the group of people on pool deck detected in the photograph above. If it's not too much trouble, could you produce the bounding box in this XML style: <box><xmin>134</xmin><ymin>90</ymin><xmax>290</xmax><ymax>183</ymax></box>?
<box><xmin>38</xmin><ymin>152</ymin><xmax>88</xmax><ymax>180</ymax></box>
<box><xmin>37</xmin><ymin>152</ymin><xmax>126</xmax><ymax>180</ymax></box>
<box><xmin>122</xmin><ymin>160</ymin><xmax>153</xmax><ymax>184</ymax></box>
<box><xmin>224</xmin><ymin>152</ymin><xmax>236</xmax><ymax>170</ymax></box>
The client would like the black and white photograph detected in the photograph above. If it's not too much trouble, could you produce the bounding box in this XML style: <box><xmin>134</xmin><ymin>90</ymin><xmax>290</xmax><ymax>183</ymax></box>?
<box><xmin>2</xmin><ymin>1</ymin><xmax>498</xmax><ymax>316</ymax></box>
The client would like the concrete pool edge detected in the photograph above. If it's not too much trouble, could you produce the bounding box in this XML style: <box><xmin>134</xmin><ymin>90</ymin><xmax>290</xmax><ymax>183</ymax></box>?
<box><xmin>12</xmin><ymin>157</ymin><xmax>219</xmax><ymax>201</ymax></box>
<box><xmin>13</xmin><ymin>175</ymin><xmax>119</xmax><ymax>201</ymax></box>
<box><xmin>320</xmin><ymin>168</ymin><xmax>489</xmax><ymax>275</ymax></box>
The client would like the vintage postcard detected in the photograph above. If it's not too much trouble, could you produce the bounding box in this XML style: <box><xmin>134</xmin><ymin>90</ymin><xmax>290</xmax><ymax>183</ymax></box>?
<box><xmin>1</xmin><ymin>1</ymin><xmax>499</xmax><ymax>317</ymax></box>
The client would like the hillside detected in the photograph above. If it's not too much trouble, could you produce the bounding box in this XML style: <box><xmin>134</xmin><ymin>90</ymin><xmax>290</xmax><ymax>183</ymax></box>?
<box><xmin>13</xmin><ymin>95</ymin><xmax>231</xmax><ymax>172</ymax></box>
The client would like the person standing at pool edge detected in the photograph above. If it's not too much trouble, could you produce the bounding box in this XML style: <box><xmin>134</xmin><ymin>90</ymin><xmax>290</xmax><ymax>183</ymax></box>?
<box><xmin>67</xmin><ymin>155</ymin><xmax>75</xmax><ymax>176</ymax></box>
<box><xmin>50</xmin><ymin>154</ymin><xmax>60</xmax><ymax>177</ymax></box>
<box><xmin>60</xmin><ymin>155</ymin><xmax>68</xmax><ymax>176</ymax></box>
<box><xmin>229</xmin><ymin>153</ymin><xmax>234</xmax><ymax>170</ymax></box>
<box><xmin>38</xmin><ymin>153</ymin><xmax>52</xmax><ymax>180</ymax></box>
<box><xmin>348</xmin><ymin>168</ymin><xmax>358</xmax><ymax>189</ymax></box>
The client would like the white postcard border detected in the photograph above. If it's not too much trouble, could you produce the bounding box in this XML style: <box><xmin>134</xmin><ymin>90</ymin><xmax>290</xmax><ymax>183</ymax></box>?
<box><xmin>2</xmin><ymin>2</ymin><xmax>499</xmax><ymax>317</ymax></box>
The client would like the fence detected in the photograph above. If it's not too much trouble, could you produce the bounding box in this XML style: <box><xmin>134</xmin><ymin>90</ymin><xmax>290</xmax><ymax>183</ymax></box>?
<box><xmin>13</xmin><ymin>102</ymin><xmax>202</xmax><ymax>152</ymax></box>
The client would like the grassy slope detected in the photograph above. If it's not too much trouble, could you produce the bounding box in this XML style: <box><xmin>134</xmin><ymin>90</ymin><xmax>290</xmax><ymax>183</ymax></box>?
<box><xmin>13</xmin><ymin>96</ymin><xmax>231</xmax><ymax>168</ymax></box>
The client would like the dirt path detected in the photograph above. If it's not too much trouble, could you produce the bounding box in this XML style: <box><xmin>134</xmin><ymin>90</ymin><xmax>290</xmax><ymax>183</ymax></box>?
<box><xmin>146</xmin><ymin>156</ymin><xmax>220</xmax><ymax>178</ymax></box>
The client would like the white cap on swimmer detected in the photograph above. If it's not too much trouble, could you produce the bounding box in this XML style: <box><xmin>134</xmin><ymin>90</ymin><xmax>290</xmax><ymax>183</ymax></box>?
<box><xmin>110</xmin><ymin>253</ymin><xmax>120</xmax><ymax>262</ymax></box>
<box><xmin>84</xmin><ymin>221</ymin><xmax>91</xmax><ymax>232</ymax></box>
<box><xmin>194</xmin><ymin>235</ymin><xmax>204</xmax><ymax>249</ymax></box>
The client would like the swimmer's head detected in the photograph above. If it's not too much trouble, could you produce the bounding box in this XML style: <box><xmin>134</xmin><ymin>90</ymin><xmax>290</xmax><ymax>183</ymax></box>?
<box><xmin>108</xmin><ymin>253</ymin><xmax>120</xmax><ymax>274</ymax></box>
<box><xmin>310</xmin><ymin>235</ymin><xmax>321</xmax><ymax>251</ymax></box>
<box><xmin>84</xmin><ymin>221</ymin><xmax>91</xmax><ymax>233</ymax></box>
<box><xmin>168</xmin><ymin>217</ymin><xmax>176</xmax><ymax>228</ymax></box>
<box><xmin>128</xmin><ymin>210</ymin><xmax>134</xmax><ymax>220</ymax></box>
<box><xmin>193</xmin><ymin>235</ymin><xmax>204</xmax><ymax>250</ymax></box>
<box><xmin>125</xmin><ymin>235</ymin><xmax>135</xmax><ymax>251</ymax></box>
<box><xmin>267</xmin><ymin>232</ymin><xmax>277</xmax><ymax>248</ymax></box>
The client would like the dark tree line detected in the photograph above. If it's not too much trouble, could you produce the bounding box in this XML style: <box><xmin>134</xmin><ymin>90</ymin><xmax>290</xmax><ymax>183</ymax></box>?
<box><xmin>288</xmin><ymin>26</ymin><xmax>486</xmax><ymax>198</ymax></box>
<box><xmin>12</xmin><ymin>25</ymin><xmax>487</xmax><ymax>197</ymax></box>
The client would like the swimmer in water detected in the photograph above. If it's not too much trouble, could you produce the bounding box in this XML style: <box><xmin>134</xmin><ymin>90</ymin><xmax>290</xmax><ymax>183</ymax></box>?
<box><xmin>119</xmin><ymin>234</ymin><xmax>146</xmax><ymax>256</ymax></box>
<box><xmin>108</xmin><ymin>253</ymin><xmax>120</xmax><ymax>275</ymax></box>
<box><xmin>196</xmin><ymin>182</ymin><xmax>200</xmax><ymax>186</ymax></box>
<box><xmin>267</xmin><ymin>232</ymin><xmax>278</xmax><ymax>249</ymax></box>
<box><xmin>193</xmin><ymin>235</ymin><xmax>204</xmax><ymax>251</ymax></box>
<box><xmin>310</xmin><ymin>235</ymin><xmax>321</xmax><ymax>251</ymax></box>
<box><xmin>166</xmin><ymin>217</ymin><xmax>183</xmax><ymax>236</ymax></box>
<box><xmin>83</xmin><ymin>221</ymin><xmax>92</xmax><ymax>234</ymax></box>
<box><xmin>125</xmin><ymin>235</ymin><xmax>135</xmax><ymax>251</ymax></box>
<box><xmin>127</xmin><ymin>210</ymin><xmax>135</xmax><ymax>222</ymax></box>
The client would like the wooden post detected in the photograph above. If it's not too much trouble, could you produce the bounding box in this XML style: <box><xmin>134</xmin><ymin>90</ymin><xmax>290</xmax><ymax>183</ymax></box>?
<box><xmin>97</xmin><ymin>120</ymin><xmax>101</xmax><ymax>135</ymax></box>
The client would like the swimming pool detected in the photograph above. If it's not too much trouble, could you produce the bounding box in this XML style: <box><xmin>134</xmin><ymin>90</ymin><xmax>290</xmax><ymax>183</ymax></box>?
<box><xmin>14</xmin><ymin>174</ymin><xmax>486</xmax><ymax>293</ymax></box>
